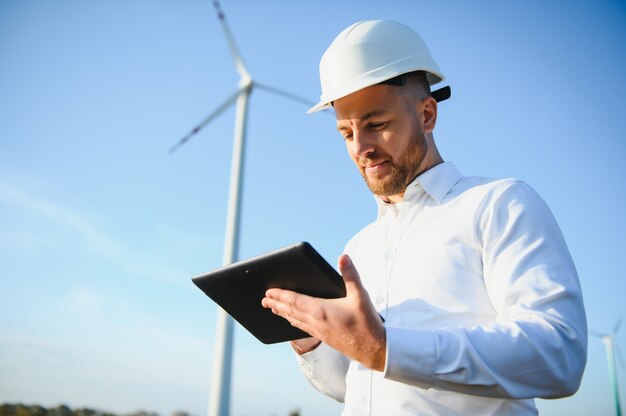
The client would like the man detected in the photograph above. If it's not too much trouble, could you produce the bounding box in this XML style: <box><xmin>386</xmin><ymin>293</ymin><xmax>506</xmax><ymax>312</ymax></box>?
<box><xmin>261</xmin><ymin>20</ymin><xmax>586</xmax><ymax>415</ymax></box>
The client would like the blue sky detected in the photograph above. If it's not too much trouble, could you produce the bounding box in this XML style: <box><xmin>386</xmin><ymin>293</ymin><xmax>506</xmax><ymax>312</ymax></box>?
<box><xmin>1</xmin><ymin>1</ymin><xmax>625</xmax><ymax>415</ymax></box>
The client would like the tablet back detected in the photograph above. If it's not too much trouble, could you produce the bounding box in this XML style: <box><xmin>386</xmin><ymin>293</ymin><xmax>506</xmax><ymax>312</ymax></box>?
<box><xmin>192</xmin><ymin>242</ymin><xmax>346</xmax><ymax>344</ymax></box>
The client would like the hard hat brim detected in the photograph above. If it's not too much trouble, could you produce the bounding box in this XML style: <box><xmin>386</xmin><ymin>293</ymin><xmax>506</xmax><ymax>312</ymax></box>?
<box><xmin>306</xmin><ymin>69</ymin><xmax>446</xmax><ymax>114</ymax></box>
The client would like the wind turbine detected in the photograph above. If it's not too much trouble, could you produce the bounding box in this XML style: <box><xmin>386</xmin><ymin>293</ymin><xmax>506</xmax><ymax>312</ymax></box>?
<box><xmin>591</xmin><ymin>317</ymin><xmax>624</xmax><ymax>416</ymax></box>
<box><xmin>169</xmin><ymin>2</ymin><xmax>314</xmax><ymax>416</ymax></box>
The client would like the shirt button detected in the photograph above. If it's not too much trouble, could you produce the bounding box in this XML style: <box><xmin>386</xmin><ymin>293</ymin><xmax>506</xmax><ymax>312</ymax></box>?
<box><xmin>361</xmin><ymin>396</ymin><xmax>368</xmax><ymax>404</ymax></box>
<box><xmin>385</xmin><ymin>249</ymin><xmax>396</xmax><ymax>259</ymax></box>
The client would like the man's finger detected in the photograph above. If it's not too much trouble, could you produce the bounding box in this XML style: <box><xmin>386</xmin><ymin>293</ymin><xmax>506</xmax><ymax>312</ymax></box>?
<box><xmin>262</xmin><ymin>295</ymin><xmax>319</xmax><ymax>338</ymax></box>
<box><xmin>265</xmin><ymin>288</ymin><xmax>310</xmax><ymax>308</ymax></box>
<box><xmin>262</xmin><ymin>289</ymin><xmax>319</xmax><ymax>322</ymax></box>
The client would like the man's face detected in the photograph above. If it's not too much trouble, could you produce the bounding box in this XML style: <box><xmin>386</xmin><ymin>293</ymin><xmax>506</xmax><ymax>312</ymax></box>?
<box><xmin>334</xmin><ymin>84</ymin><xmax>429</xmax><ymax>199</ymax></box>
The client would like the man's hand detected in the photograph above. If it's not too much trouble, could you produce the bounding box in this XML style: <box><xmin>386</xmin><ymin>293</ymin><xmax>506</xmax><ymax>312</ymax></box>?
<box><xmin>261</xmin><ymin>254</ymin><xmax>386</xmax><ymax>371</ymax></box>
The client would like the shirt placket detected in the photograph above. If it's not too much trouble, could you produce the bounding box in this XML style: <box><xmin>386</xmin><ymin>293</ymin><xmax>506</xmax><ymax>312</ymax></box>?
<box><xmin>376</xmin><ymin>202</ymin><xmax>412</xmax><ymax>320</ymax></box>
<box><xmin>368</xmin><ymin>203</ymin><xmax>412</xmax><ymax>415</ymax></box>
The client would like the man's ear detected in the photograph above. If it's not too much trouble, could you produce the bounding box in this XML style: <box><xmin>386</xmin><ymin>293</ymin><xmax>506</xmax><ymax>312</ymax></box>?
<box><xmin>418</xmin><ymin>96</ymin><xmax>438</xmax><ymax>134</ymax></box>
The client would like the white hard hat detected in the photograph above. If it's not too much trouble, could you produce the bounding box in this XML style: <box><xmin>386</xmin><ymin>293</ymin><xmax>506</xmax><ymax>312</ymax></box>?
<box><xmin>307</xmin><ymin>19</ymin><xmax>447</xmax><ymax>114</ymax></box>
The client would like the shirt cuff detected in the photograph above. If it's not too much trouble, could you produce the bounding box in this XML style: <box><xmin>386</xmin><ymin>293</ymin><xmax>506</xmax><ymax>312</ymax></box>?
<box><xmin>294</xmin><ymin>342</ymin><xmax>348</xmax><ymax>402</ymax></box>
<box><xmin>383</xmin><ymin>326</ymin><xmax>437</xmax><ymax>388</ymax></box>
<box><xmin>295</xmin><ymin>342</ymin><xmax>341</xmax><ymax>382</ymax></box>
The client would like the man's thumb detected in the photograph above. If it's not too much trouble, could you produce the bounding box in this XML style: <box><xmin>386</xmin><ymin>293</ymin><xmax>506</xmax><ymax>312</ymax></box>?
<box><xmin>338</xmin><ymin>254</ymin><xmax>363</xmax><ymax>292</ymax></box>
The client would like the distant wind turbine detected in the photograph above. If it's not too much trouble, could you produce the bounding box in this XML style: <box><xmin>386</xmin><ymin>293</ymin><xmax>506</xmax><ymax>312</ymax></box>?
<box><xmin>591</xmin><ymin>317</ymin><xmax>624</xmax><ymax>416</ymax></box>
<box><xmin>169</xmin><ymin>1</ymin><xmax>315</xmax><ymax>416</ymax></box>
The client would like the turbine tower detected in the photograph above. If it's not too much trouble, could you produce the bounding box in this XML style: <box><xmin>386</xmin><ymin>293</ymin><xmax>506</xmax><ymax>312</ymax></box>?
<box><xmin>169</xmin><ymin>2</ymin><xmax>314</xmax><ymax>415</ymax></box>
<box><xmin>591</xmin><ymin>317</ymin><xmax>624</xmax><ymax>416</ymax></box>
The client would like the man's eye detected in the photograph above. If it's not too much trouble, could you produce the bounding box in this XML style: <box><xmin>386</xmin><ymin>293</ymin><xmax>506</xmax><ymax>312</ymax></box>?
<box><xmin>370</xmin><ymin>122</ymin><xmax>386</xmax><ymax>129</ymax></box>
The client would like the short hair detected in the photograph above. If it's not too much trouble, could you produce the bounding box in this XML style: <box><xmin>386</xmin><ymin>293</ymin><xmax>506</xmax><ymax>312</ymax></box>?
<box><xmin>380</xmin><ymin>71</ymin><xmax>431</xmax><ymax>101</ymax></box>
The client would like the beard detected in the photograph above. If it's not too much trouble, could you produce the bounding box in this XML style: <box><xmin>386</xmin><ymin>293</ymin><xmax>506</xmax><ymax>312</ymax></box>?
<box><xmin>358</xmin><ymin>123</ymin><xmax>428</xmax><ymax>197</ymax></box>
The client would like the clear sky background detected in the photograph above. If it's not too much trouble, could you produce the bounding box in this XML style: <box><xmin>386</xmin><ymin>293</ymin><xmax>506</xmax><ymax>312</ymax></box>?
<box><xmin>1</xmin><ymin>1</ymin><xmax>625</xmax><ymax>415</ymax></box>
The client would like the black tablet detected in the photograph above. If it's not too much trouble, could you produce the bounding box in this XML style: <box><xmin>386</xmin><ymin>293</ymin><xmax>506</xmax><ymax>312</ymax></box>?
<box><xmin>192</xmin><ymin>241</ymin><xmax>346</xmax><ymax>344</ymax></box>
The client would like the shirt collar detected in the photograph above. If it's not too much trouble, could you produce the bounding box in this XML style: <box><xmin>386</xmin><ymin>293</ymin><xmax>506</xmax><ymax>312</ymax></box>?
<box><xmin>416</xmin><ymin>161</ymin><xmax>462</xmax><ymax>204</ymax></box>
<box><xmin>375</xmin><ymin>161</ymin><xmax>463</xmax><ymax>214</ymax></box>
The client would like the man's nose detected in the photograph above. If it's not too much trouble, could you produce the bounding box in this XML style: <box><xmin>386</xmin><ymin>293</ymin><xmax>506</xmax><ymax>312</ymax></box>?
<box><xmin>351</xmin><ymin>129</ymin><xmax>376</xmax><ymax>158</ymax></box>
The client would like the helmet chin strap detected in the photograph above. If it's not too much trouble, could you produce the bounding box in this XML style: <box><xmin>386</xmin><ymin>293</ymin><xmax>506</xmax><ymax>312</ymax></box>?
<box><xmin>431</xmin><ymin>86</ymin><xmax>451</xmax><ymax>103</ymax></box>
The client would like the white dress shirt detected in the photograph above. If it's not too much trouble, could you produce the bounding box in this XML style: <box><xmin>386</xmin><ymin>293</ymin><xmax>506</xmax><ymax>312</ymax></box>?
<box><xmin>296</xmin><ymin>162</ymin><xmax>587</xmax><ymax>415</ymax></box>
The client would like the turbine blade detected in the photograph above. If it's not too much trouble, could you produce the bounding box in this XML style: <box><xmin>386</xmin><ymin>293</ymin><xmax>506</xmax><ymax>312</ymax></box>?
<box><xmin>256</xmin><ymin>83</ymin><xmax>316</xmax><ymax>107</ymax></box>
<box><xmin>212</xmin><ymin>0</ymin><xmax>250</xmax><ymax>80</ymax></box>
<box><xmin>168</xmin><ymin>88</ymin><xmax>242</xmax><ymax>154</ymax></box>
<box><xmin>612</xmin><ymin>316</ymin><xmax>623</xmax><ymax>335</ymax></box>
<box><xmin>590</xmin><ymin>329</ymin><xmax>608</xmax><ymax>338</ymax></box>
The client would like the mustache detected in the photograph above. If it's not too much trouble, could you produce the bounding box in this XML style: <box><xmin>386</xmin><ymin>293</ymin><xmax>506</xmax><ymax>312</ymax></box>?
<box><xmin>359</xmin><ymin>150</ymin><xmax>391</xmax><ymax>166</ymax></box>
